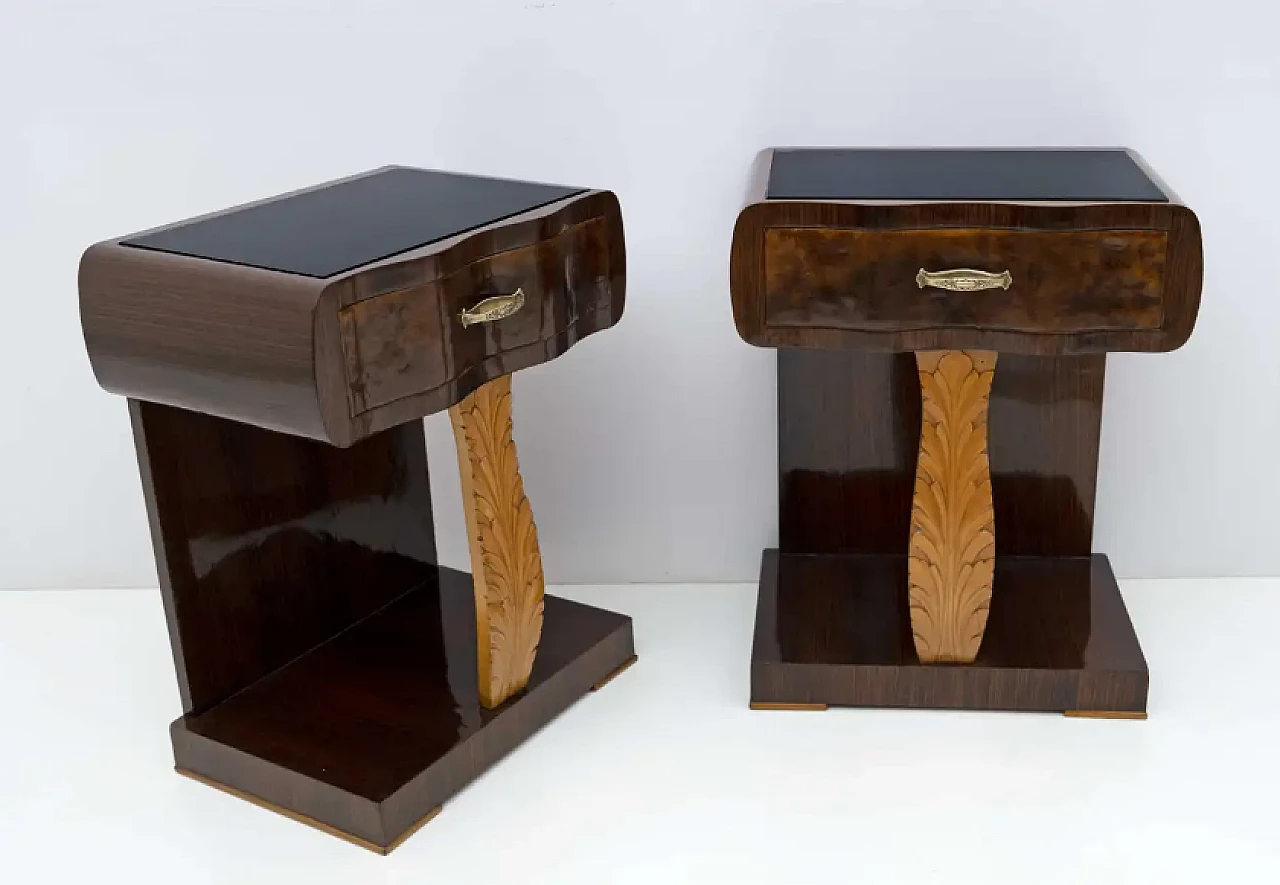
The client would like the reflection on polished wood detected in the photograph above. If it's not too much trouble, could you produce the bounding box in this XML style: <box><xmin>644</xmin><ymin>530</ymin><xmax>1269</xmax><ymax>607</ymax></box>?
<box><xmin>173</xmin><ymin>569</ymin><xmax>635</xmax><ymax>851</ymax></box>
<box><xmin>909</xmin><ymin>349</ymin><xmax>997</xmax><ymax>663</ymax></box>
<box><xmin>734</xmin><ymin>149</ymin><xmax>1199</xmax><ymax>715</ymax></box>
<box><xmin>776</xmin><ymin>349</ymin><xmax>1105</xmax><ymax>560</ymax></box>
<box><xmin>82</xmin><ymin>174</ymin><xmax>627</xmax><ymax>448</ymax></box>
<box><xmin>762</xmin><ymin>227</ymin><xmax>1166</xmax><ymax>335</ymax></box>
<box><xmin>450</xmin><ymin>374</ymin><xmax>545</xmax><ymax>709</ymax></box>
<box><xmin>80</xmin><ymin>166</ymin><xmax>635</xmax><ymax>850</ymax></box>
<box><xmin>753</xmin><ymin>550</ymin><xmax>1146</xmax><ymax>713</ymax></box>
<box><xmin>732</xmin><ymin>196</ymin><xmax>1202</xmax><ymax>356</ymax></box>
<box><xmin>130</xmin><ymin>400</ymin><xmax>636</xmax><ymax>850</ymax></box>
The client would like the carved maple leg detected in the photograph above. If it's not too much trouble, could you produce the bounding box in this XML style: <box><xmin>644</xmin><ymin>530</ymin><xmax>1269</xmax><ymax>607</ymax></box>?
<box><xmin>908</xmin><ymin>350</ymin><xmax>998</xmax><ymax>663</ymax></box>
<box><xmin>449</xmin><ymin>374</ymin><xmax>545</xmax><ymax>708</ymax></box>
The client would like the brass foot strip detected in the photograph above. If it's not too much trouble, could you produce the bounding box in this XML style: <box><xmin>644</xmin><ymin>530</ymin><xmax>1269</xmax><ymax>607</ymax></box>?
<box><xmin>1063</xmin><ymin>710</ymin><xmax>1148</xmax><ymax>720</ymax></box>
<box><xmin>591</xmin><ymin>654</ymin><xmax>637</xmax><ymax>691</ymax></box>
<box><xmin>176</xmin><ymin>767</ymin><xmax>440</xmax><ymax>855</ymax></box>
<box><xmin>749</xmin><ymin>701</ymin><xmax>829</xmax><ymax>711</ymax></box>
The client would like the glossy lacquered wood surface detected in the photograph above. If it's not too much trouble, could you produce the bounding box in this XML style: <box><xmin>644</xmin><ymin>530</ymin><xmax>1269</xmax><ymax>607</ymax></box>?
<box><xmin>131</xmin><ymin>400</ymin><xmax>438</xmax><ymax>715</ymax></box>
<box><xmin>174</xmin><ymin>566</ymin><xmax>636</xmax><ymax>850</ymax></box>
<box><xmin>327</xmin><ymin>190</ymin><xmax>624</xmax><ymax>442</ymax></box>
<box><xmin>121</xmin><ymin>167</ymin><xmax>584</xmax><ymax>278</ymax></box>
<box><xmin>85</xmin><ymin>168</ymin><xmax>634</xmax><ymax>850</ymax></box>
<box><xmin>132</xmin><ymin>398</ymin><xmax>636</xmax><ymax>850</ymax></box>
<box><xmin>731</xmin><ymin>200</ymin><xmax>1201</xmax><ymax>354</ymax></box>
<box><xmin>339</xmin><ymin>213</ymin><xmax>615</xmax><ymax>418</ymax></box>
<box><xmin>778</xmin><ymin>348</ymin><xmax>1103</xmax><ymax>559</ymax></box>
<box><xmin>82</xmin><ymin>185</ymin><xmax>625</xmax><ymax>447</ymax></box>
<box><xmin>763</xmin><ymin>227</ymin><xmax>1168</xmax><ymax>334</ymax></box>
<box><xmin>751</xmin><ymin>550</ymin><xmax>1147</xmax><ymax>713</ymax></box>
<box><xmin>738</xmin><ymin>148</ymin><xmax>1192</xmax><ymax>715</ymax></box>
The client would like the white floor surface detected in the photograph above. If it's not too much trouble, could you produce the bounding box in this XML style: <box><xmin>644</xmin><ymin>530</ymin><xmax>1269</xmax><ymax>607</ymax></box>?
<box><xmin>1</xmin><ymin>579</ymin><xmax>1277</xmax><ymax>884</ymax></box>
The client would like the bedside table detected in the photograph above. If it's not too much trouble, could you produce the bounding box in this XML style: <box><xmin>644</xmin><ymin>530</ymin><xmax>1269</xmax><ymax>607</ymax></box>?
<box><xmin>730</xmin><ymin>148</ymin><xmax>1202</xmax><ymax>717</ymax></box>
<box><xmin>79</xmin><ymin>166</ymin><xmax>634</xmax><ymax>852</ymax></box>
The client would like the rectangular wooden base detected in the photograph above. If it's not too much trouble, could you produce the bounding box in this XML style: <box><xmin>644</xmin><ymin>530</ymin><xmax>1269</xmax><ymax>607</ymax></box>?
<box><xmin>750</xmin><ymin>550</ymin><xmax>1147</xmax><ymax>714</ymax></box>
<box><xmin>171</xmin><ymin>565</ymin><xmax>635</xmax><ymax>853</ymax></box>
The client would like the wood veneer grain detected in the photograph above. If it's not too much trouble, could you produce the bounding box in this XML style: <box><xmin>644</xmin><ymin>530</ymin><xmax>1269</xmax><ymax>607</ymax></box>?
<box><xmin>763</xmin><ymin>227</ymin><xmax>1168</xmax><ymax>335</ymax></box>
<box><xmin>778</xmin><ymin>348</ymin><xmax>1104</xmax><ymax>558</ymax></box>
<box><xmin>129</xmin><ymin>400</ymin><xmax>438</xmax><ymax>715</ymax></box>
<box><xmin>751</xmin><ymin>550</ymin><xmax>1147</xmax><ymax>713</ymax></box>
<box><xmin>82</xmin><ymin>188</ymin><xmax>625</xmax><ymax>446</ymax></box>
<box><xmin>731</xmin><ymin>200</ymin><xmax>1201</xmax><ymax>354</ymax></box>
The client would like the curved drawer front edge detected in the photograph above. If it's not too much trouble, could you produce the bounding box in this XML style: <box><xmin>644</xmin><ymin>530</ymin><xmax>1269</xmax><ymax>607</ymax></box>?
<box><xmin>764</xmin><ymin>226</ymin><xmax>1169</xmax><ymax>335</ymax></box>
<box><xmin>729</xmin><ymin>200</ymin><xmax>1202</xmax><ymax>356</ymax></box>
<box><xmin>316</xmin><ymin>190</ymin><xmax>626</xmax><ymax>446</ymax></box>
<box><xmin>82</xmin><ymin>190</ymin><xmax>625</xmax><ymax>448</ymax></box>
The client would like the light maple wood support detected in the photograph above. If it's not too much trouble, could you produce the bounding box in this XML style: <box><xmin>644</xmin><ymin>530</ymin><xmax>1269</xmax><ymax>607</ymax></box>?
<box><xmin>449</xmin><ymin>373</ymin><xmax>546</xmax><ymax>709</ymax></box>
<box><xmin>908</xmin><ymin>349</ymin><xmax>998</xmax><ymax>663</ymax></box>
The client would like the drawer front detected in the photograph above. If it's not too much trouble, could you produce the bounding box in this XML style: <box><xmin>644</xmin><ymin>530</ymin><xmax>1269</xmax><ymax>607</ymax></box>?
<box><xmin>339</xmin><ymin>215</ymin><xmax>613</xmax><ymax>414</ymax></box>
<box><xmin>763</xmin><ymin>227</ymin><xmax>1168</xmax><ymax>334</ymax></box>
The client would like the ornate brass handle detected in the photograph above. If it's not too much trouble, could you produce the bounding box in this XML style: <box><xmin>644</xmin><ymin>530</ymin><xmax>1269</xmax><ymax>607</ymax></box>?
<box><xmin>460</xmin><ymin>289</ymin><xmax>526</xmax><ymax>328</ymax></box>
<box><xmin>916</xmin><ymin>269</ymin><xmax>1012</xmax><ymax>292</ymax></box>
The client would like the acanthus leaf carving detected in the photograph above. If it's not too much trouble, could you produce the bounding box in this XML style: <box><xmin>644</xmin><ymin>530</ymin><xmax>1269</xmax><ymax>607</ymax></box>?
<box><xmin>908</xmin><ymin>349</ymin><xmax>998</xmax><ymax>664</ymax></box>
<box><xmin>449</xmin><ymin>374</ymin><xmax>545</xmax><ymax>708</ymax></box>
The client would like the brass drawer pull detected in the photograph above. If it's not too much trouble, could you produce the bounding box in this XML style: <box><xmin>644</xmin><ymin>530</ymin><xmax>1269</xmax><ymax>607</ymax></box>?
<box><xmin>916</xmin><ymin>269</ymin><xmax>1012</xmax><ymax>292</ymax></box>
<box><xmin>460</xmin><ymin>289</ymin><xmax>526</xmax><ymax>328</ymax></box>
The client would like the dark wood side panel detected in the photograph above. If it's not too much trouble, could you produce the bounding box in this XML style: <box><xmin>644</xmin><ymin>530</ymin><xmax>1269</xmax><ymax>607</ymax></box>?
<box><xmin>131</xmin><ymin>400</ymin><xmax>438</xmax><ymax>715</ymax></box>
<box><xmin>764</xmin><ymin>227</ymin><xmax>1167</xmax><ymax>333</ymax></box>
<box><xmin>339</xmin><ymin>216</ymin><xmax>613</xmax><ymax>415</ymax></box>
<box><xmin>80</xmin><ymin>246</ymin><xmax>328</xmax><ymax>439</ymax></box>
<box><xmin>988</xmin><ymin>352</ymin><xmax>1104</xmax><ymax>556</ymax></box>
<box><xmin>778</xmin><ymin>348</ymin><xmax>1103</xmax><ymax>557</ymax></box>
<box><xmin>778</xmin><ymin>348</ymin><xmax>920</xmax><ymax>555</ymax></box>
<box><xmin>731</xmin><ymin>200</ymin><xmax>1202</xmax><ymax>354</ymax></box>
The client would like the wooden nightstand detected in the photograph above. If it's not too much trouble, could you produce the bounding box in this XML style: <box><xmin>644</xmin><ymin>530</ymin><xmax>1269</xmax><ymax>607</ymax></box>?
<box><xmin>730</xmin><ymin>148</ymin><xmax>1202</xmax><ymax>717</ymax></box>
<box><xmin>79</xmin><ymin>166</ymin><xmax>635</xmax><ymax>852</ymax></box>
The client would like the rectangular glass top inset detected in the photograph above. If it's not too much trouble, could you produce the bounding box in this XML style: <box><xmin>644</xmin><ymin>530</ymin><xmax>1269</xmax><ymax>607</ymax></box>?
<box><xmin>766</xmin><ymin>149</ymin><xmax>1168</xmax><ymax>202</ymax></box>
<box><xmin>122</xmin><ymin>167</ymin><xmax>585</xmax><ymax>278</ymax></box>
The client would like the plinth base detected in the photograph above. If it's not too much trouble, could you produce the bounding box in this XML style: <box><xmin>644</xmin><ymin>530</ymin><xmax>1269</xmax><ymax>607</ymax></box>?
<box><xmin>171</xmin><ymin>565</ymin><xmax>635</xmax><ymax>853</ymax></box>
<box><xmin>750</xmin><ymin>550</ymin><xmax>1147</xmax><ymax>715</ymax></box>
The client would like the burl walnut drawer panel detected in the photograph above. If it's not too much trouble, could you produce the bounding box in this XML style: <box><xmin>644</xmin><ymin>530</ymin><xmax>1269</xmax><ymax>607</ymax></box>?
<box><xmin>339</xmin><ymin>216</ymin><xmax>612</xmax><ymax>415</ymax></box>
<box><xmin>764</xmin><ymin>227</ymin><xmax>1168</xmax><ymax>334</ymax></box>
<box><xmin>730</xmin><ymin>201</ymin><xmax>1202</xmax><ymax>356</ymax></box>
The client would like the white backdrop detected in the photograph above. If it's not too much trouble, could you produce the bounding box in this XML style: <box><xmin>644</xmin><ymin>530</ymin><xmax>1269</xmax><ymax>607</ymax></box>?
<box><xmin>1</xmin><ymin>0</ymin><xmax>1277</xmax><ymax>588</ymax></box>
